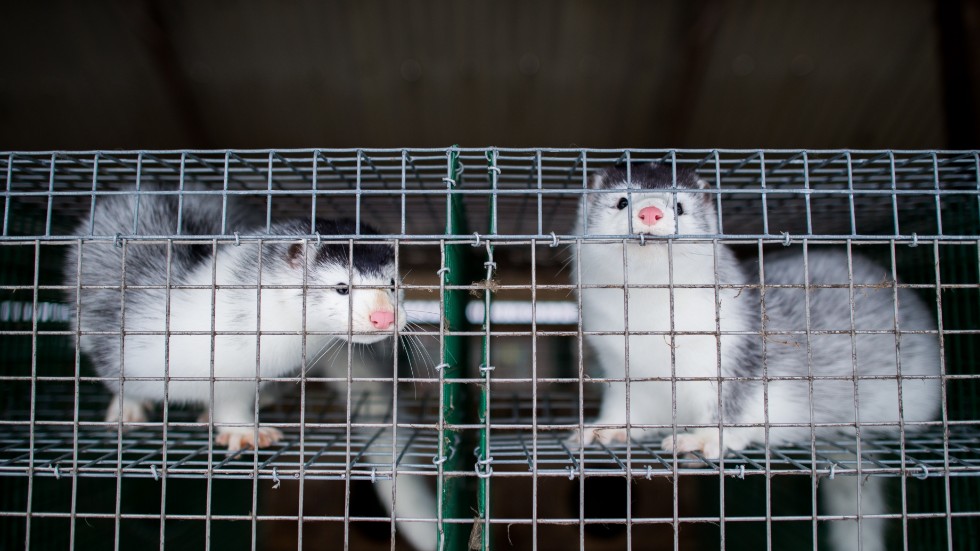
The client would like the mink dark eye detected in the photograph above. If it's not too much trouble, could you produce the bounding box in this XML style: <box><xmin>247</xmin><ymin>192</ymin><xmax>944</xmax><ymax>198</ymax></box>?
<box><xmin>616</xmin><ymin>197</ymin><xmax>629</xmax><ymax>210</ymax></box>
<box><xmin>676</xmin><ymin>203</ymin><xmax>685</xmax><ymax>216</ymax></box>
<box><xmin>336</xmin><ymin>283</ymin><xmax>349</xmax><ymax>295</ymax></box>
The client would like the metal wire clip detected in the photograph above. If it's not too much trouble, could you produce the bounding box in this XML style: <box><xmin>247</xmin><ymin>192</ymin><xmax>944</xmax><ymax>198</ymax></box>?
<box><xmin>475</xmin><ymin>457</ymin><xmax>494</xmax><ymax>479</ymax></box>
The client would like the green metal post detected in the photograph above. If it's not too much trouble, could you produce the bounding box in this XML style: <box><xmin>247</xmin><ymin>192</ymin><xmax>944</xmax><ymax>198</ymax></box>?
<box><xmin>438</xmin><ymin>147</ymin><xmax>475</xmax><ymax>550</ymax></box>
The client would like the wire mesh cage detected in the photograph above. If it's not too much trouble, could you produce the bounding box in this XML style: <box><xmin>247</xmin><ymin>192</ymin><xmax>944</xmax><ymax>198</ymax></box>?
<box><xmin>1</xmin><ymin>148</ymin><xmax>978</xmax><ymax>550</ymax></box>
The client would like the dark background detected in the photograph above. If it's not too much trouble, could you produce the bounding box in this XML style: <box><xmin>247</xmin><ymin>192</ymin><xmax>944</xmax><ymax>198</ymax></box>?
<box><xmin>1</xmin><ymin>0</ymin><xmax>978</xmax><ymax>151</ymax></box>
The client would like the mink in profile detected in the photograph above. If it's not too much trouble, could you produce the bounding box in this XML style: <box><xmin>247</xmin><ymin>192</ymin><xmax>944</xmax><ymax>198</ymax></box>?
<box><xmin>64</xmin><ymin>187</ymin><xmax>405</xmax><ymax>451</ymax></box>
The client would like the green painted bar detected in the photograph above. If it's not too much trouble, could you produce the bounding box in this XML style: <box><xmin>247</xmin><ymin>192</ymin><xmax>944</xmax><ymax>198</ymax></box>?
<box><xmin>438</xmin><ymin>147</ymin><xmax>477</xmax><ymax>550</ymax></box>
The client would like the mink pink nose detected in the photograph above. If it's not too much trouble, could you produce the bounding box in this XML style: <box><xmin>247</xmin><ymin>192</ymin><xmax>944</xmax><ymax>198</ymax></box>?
<box><xmin>638</xmin><ymin>206</ymin><xmax>664</xmax><ymax>226</ymax></box>
<box><xmin>369</xmin><ymin>310</ymin><xmax>395</xmax><ymax>329</ymax></box>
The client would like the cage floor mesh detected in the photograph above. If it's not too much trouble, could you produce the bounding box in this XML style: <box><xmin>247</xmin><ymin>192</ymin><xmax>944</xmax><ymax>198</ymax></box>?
<box><xmin>3</xmin><ymin>387</ymin><xmax>978</xmax><ymax>482</ymax></box>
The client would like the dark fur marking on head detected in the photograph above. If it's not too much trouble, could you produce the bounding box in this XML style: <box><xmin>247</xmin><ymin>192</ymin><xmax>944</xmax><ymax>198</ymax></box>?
<box><xmin>273</xmin><ymin>218</ymin><xmax>395</xmax><ymax>277</ymax></box>
<box><xmin>594</xmin><ymin>162</ymin><xmax>703</xmax><ymax>194</ymax></box>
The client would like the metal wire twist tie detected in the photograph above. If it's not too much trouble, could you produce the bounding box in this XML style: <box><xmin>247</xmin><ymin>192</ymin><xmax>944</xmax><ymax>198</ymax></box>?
<box><xmin>910</xmin><ymin>233</ymin><xmax>918</xmax><ymax>247</ymax></box>
<box><xmin>315</xmin><ymin>232</ymin><xmax>322</xmax><ymax>246</ymax></box>
<box><xmin>737</xmin><ymin>465</ymin><xmax>746</xmax><ymax>479</ymax></box>
<box><xmin>915</xmin><ymin>464</ymin><xmax>929</xmax><ymax>480</ymax></box>
<box><xmin>484</xmin><ymin>261</ymin><xmax>496</xmax><ymax>271</ymax></box>
<box><xmin>114</xmin><ymin>233</ymin><xmax>122</xmax><ymax>248</ymax></box>
<box><xmin>272</xmin><ymin>467</ymin><xmax>281</xmax><ymax>489</ymax></box>
<box><xmin>638</xmin><ymin>233</ymin><xmax>646</xmax><ymax>246</ymax></box>
<box><xmin>434</xmin><ymin>363</ymin><xmax>450</xmax><ymax>372</ymax></box>
<box><xmin>233</xmin><ymin>231</ymin><xmax>240</xmax><ymax>246</ymax></box>
<box><xmin>645</xmin><ymin>465</ymin><xmax>653</xmax><ymax>480</ymax></box>
<box><xmin>781</xmin><ymin>231</ymin><xmax>791</xmax><ymax>246</ymax></box>
<box><xmin>549</xmin><ymin>232</ymin><xmax>559</xmax><ymax>248</ymax></box>
<box><xmin>472</xmin><ymin>232</ymin><xmax>481</xmax><ymax>247</ymax></box>
<box><xmin>151</xmin><ymin>464</ymin><xmax>160</xmax><ymax>481</ymax></box>
<box><xmin>479</xmin><ymin>364</ymin><xmax>495</xmax><ymax>375</ymax></box>
<box><xmin>487</xmin><ymin>166</ymin><xmax>501</xmax><ymax>175</ymax></box>
<box><xmin>829</xmin><ymin>464</ymin><xmax>836</xmax><ymax>479</ymax></box>
<box><xmin>475</xmin><ymin>457</ymin><xmax>494</xmax><ymax>479</ymax></box>
<box><xmin>567</xmin><ymin>465</ymin><xmax>576</xmax><ymax>480</ymax></box>
<box><xmin>432</xmin><ymin>454</ymin><xmax>448</xmax><ymax>466</ymax></box>
<box><xmin>371</xmin><ymin>468</ymin><xmax>377</xmax><ymax>483</ymax></box>
<box><xmin>455</xmin><ymin>162</ymin><xmax>465</xmax><ymax>177</ymax></box>
<box><xmin>54</xmin><ymin>464</ymin><xmax>61</xmax><ymax>480</ymax></box>
<box><xmin>437</xmin><ymin>267</ymin><xmax>450</xmax><ymax>277</ymax></box>
<box><xmin>442</xmin><ymin>177</ymin><xmax>456</xmax><ymax>187</ymax></box>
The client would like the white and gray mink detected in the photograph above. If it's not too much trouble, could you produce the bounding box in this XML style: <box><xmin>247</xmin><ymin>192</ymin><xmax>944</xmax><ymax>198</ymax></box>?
<box><xmin>64</xmin><ymin>187</ymin><xmax>405</xmax><ymax>451</ymax></box>
<box><xmin>573</xmin><ymin>163</ymin><xmax>940</xmax><ymax>456</ymax></box>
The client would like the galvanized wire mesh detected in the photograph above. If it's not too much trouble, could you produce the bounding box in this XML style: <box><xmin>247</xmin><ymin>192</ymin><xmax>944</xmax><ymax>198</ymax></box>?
<box><xmin>1</xmin><ymin>148</ymin><xmax>978</xmax><ymax>550</ymax></box>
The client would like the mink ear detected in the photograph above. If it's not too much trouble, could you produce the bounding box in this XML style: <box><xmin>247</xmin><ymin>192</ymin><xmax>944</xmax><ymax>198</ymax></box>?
<box><xmin>590</xmin><ymin>172</ymin><xmax>606</xmax><ymax>190</ymax></box>
<box><xmin>286</xmin><ymin>243</ymin><xmax>305</xmax><ymax>269</ymax></box>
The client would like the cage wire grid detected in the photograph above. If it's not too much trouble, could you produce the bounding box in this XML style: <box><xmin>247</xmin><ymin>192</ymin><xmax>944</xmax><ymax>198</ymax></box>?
<box><xmin>0</xmin><ymin>148</ymin><xmax>978</xmax><ymax>551</ymax></box>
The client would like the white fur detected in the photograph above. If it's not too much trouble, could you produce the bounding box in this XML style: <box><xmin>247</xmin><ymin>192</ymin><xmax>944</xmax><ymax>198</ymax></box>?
<box><xmin>574</xmin><ymin>164</ymin><xmax>940</xmax><ymax>549</ymax></box>
<box><xmin>93</xmin><ymin>243</ymin><xmax>406</xmax><ymax>450</ymax></box>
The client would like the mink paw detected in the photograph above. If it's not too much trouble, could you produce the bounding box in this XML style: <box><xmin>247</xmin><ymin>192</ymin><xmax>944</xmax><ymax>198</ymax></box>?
<box><xmin>216</xmin><ymin>426</ymin><xmax>283</xmax><ymax>452</ymax></box>
<box><xmin>660</xmin><ymin>431</ymin><xmax>722</xmax><ymax>460</ymax></box>
<box><xmin>568</xmin><ymin>427</ymin><xmax>631</xmax><ymax>447</ymax></box>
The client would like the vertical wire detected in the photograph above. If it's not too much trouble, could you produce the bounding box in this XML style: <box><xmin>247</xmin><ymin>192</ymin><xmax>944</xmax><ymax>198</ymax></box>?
<box><xmin>436</xmin><ymin>239</ymin><xmax>448</xmax><ymax>550</ymax></box>
<box><xmin>845</xmin><ymin>239</ymin><xmax>864</xmax><ymax>549</ymax></box>
<box><xmin>803</xmin><ymin>151</ymin><xmax>813</xmax><ymax>236</ymax></box>
<box><xmin>494</xmin><ymin>149</ymin><xmax>502</xmax><ymax>550</ymax></box>
<box><xmin>932</xmin><ymin>239</ymin><xmax>953</xmax><ymax>550</ymax></box>
<box><xmin>204</xmin><ymin>236</ymin><xmax>219</xmax><ymax>550</ymax></box>
<box><xmin>158</xmin><ymin>236</ymin><xmax>174</xmax><ymax>551</ymax></box>
<box><xmin>622</xmin><ymin>150</ymin><xmax>634</xmax><ymax>551</ymax></box>
<box><xmin>802</xmin><ymin>152</ymin><xmax>819</xmax><ymax>551</ymax></box>
<box><xmin>23</xmin><ymin>239</ymin><xmax>41</xmax><ymax>550</ymax></box>
<box><xmin>846</xmin><ymin>151</ymin><xmax>857</xmax><ymax>237</ymax></box>
<box><xmin>113</xmin><ymin>239</ymin><xmax>129</xmax><ymax>551</ymax></box>
<box><xmin>709</xmin><ymin>158</ymin><xmax>726</xmax><ymax>551</ymax></box>
<box><xmin>176</xmin><ymin>154</ymin><xmax>187</xmax><ymax>235</ymax></box>
<box><xmin>759</xmin><ymin>151</ymin><xmax>769</xmax><ymax>237</ymax></box>
<box><xmin>889</xmin><ymin>238</ymin><xmax>910</xmax><ymax>551</ymax></box>
<box><xmin>712</xmin><ymin>149</ymin><xmax>726</xmax><ymax>551</ymax></box>
<box><xmin>482</xmin><ymin>150</ymin><xmax>497</xmax><ymax>550</ymax></box>
<box><xmin>530</xmin><ymin>238</ymin><xmax>539</xmax><ymax>551</ymax></box>
<box><xmin>355</xmin><ymin>151</ymin><xmax>363</xmax><ymax>235</ymax></box>
<box><xmin>664</xmin><ymin>154</ymin><xmax>678</xmax><ymax>551</ymax></box>
<box><xmin>221</xmin><ymin>152</ymin><xmax>231</xmax><ymax>235</ymax></box>
<box><xmin>300</xmin><ymin>149</ymin><xmax>317</xmax><ymax>547</ymax></box>
<box><xmin>250</xmin><ymin>236</ymin><xmax>264</xmax><ymax>551</ymax></box>
<box><xmin>757</xmin><ymin>239</ymin><xmax>772</xmax><ymax>551</ymax></box>
<box><xmin>803</xmin><ymin>240</ymin><xmax>818</xmax><ymax>550</ymax></box>
<box><xmin>932</xmin><ymin>153</ymin><xmax>943</xmax><ymax>237</ymax></box>
<box><xmin>575</xmin><ymin>150</ymin><xmax>587</xmax><ymax>551</ymax></box>
<box><xmin>401</xmin><ymin>150</ymin><xmax>408</xmax><ymax>236</ymax></box>
<box><xmin>757</xmin><ymin>151</ymin><xmax>774</xmax><ymax>551</ymax></box>
<box><xmin>930</xmin><ymin>156</ymin><xmax>948</xmax><ymax>548</ymax></box>
<box><xmin>2</xmin><ymin>152</ymin><xmax>12</xmax><ymax>236</ymax></box>
<box><xmin>45</xmin><ymin>153</ymin><xmax>55</xmax><ymax>236</ymax></box>
<box><xmin>71</xmin><ymin>152</ymin><xmax>99</xmax><ymax>548</ymax></box>
<box><xmin>309</xmin><ymin>150</ymin><xmax>318</xmax><ymax>234</ymax></box>
<box><xmin>343</xmin><ymin>238</ymin><xmax>355</xmax><ymax>550</ymax></box>
<box><xmin>536</xmin><ymin>149</ymin><xmax>543</xmax><ymax>236</ymax></box>
<box><xmin>888</xmin><ymin>151</ymin><xmax>910</xmax><ymax>551</ymax></box>
<box><xmin>889</xmin><ymin>152</ymin><xmax>900</xmax><ymax>238</ymax></box>
<box><xmin>389</xmin><ymin>238</ymin><xmax>402</xmax><ymax>550</ymax></box>
<box><xmin>69</xmin><ymin>236</ymin><xmax>84</xmax><ymax>551</ymax></box>
<box><xmin>297</xmin><ymin>235</ymin><xmax>310</xmax><ymax>551</ymax></box>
